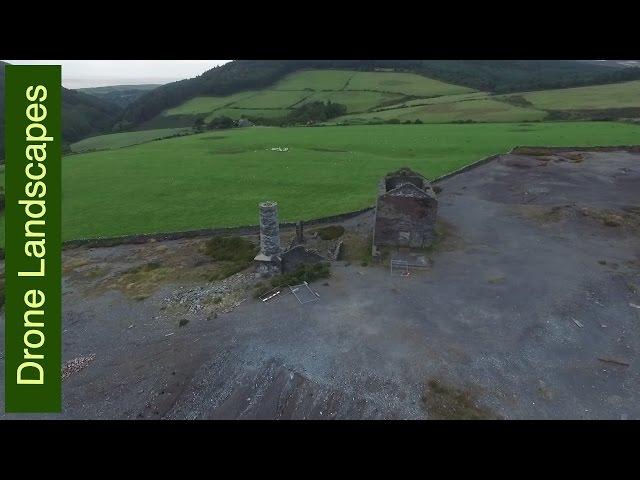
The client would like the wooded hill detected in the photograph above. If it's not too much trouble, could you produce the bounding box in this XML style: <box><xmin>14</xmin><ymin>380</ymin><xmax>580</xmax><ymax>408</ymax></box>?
<box><xmin>0</xmin><ymin>61</ymin><xmax>122</xmax><ymax>160</ymax></box>
<box><xmin>78</xmin><ymin>84</ymin><xmax>161</xmax><ymax>108</ymax></box>
<box><xmin>120</xmin><ymin>60</ymin><xmax>640</xmax><ymax>128</ymax></box>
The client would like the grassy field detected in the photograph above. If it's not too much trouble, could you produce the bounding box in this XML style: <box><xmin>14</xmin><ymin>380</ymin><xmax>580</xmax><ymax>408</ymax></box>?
<box><xmin>204</xmin><ymin>108</ymin><xmax>290</xmax><ymax>121</ymax></box>
<box><xmin>345</xmin><ymin>71</ymin><xmax>474</xmax><ymax>97</ymax></box>
<box><xmin>163</xmin><ymin>91</ymin><xmax>260</xmax><ymax>116</ymax></box>
<box><xmin>333</xmin><ymin>98</ymin><xmax>547</xmax><ymax>124</ymax></box>
<box><xmin>70</xmin><ymin>127</ymin><xmax>192</xmax><ymax>152</ymax></box>
<box><xmin>1</xmin><ymin>121</ymin><xmax>638</xmax><ymax>246</ymax></box>
<box><xmin>273</xmin><ymin>70</ymin><xmax>355</xmax><ymax>90</ymax></box>
<box><xmin>230</xmin><ymin>90</ymin><xmax>312</xmax><ymax>109</ymax></box>
<box><xmin>384</xmin><ymin>92</ymin><xmax>490</xmax><ymax>108</ymax></box>
<box><xmin>504</xmin><ymin>80</ymin><xmax>640</xmax><ymax>110</ymax></box>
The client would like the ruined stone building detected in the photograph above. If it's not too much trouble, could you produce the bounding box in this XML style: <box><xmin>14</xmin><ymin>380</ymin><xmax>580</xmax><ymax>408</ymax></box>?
<box><xmin>254</xmin><ymin>201</ymin><xmax>326</xmax><ymax>277</ymax></box>
<box><xmin>372</xmin><ymin>168</ymin><xmax>438</xmax><ymax>255</ymax></box>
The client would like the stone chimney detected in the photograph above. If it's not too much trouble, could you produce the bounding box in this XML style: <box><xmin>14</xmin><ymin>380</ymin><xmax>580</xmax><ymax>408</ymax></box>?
<box><xmin>254</xmin><ymin>201</ymin><xmax>282</xmax><ymax>276</ymax></box>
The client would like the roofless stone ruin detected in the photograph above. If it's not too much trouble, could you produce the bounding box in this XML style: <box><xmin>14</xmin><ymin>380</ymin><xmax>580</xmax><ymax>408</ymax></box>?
<box><xmin>372</xmin><ymin>167</ymin><xmax>438</xmax><ymax>257</ymax></box>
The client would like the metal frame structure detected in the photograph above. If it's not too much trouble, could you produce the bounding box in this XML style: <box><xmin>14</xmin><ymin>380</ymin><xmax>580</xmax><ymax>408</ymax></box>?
<box><xmin>390</xmin><ymin>259</ymin><xmax>411</xmax><ymax>277</ymax></box>
<box><xmin>289</xmin><ymin>281</ymin><xmax>320</xmax><ymax>305</ymax></box>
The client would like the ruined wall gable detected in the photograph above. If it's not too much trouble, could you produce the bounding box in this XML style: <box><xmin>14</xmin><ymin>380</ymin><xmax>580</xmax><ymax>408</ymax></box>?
<box><xmin>373</xmin><ymin>170</ymin><xmax>438</xmax><ymax>251</ymax></box>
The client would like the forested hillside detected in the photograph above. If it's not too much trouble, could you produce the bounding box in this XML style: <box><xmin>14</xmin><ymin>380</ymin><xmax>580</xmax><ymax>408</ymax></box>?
<box><xmin>79</xmin><ymin>84</ymin><xmax>161</xmax><ymax>108</ymax></box>
<box><xmin>0</xmin><ymin>61</ymin><xmax>122</xmax><ymax>160</ymax></box>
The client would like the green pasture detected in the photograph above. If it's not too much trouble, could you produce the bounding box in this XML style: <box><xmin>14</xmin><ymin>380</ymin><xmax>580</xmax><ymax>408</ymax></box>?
<box><xmin>163</xmin><ymin>91</ymin><xmax>259</xmax><ymax>116</ymax></box>
<box><xmin>1</xmin><ymin>121</ymin><xmax>638</xmax><ymax>246</ymax></box>
<box><xmin>273</xmin><ymin>69</ymin><xmax>355</xmax><ymax>91</ymax></box>
<box><xmin>345</xmin><ymin>71</ymin><xmax>474</xmax><ymax>97</ymax></box>
<box><xmin>506</xmin><ymin>80</ymin><xmax>640</xmax><ymax>110</ymax></box>
<box><xmin>70</xmin><ymin>127</ymin><xmax>192</xmax><ymax>152</ymax></box>
<box><xmin>334</xmin><ymin>98</ymin><xmax>547</xmax><ymax>124</ymax></box>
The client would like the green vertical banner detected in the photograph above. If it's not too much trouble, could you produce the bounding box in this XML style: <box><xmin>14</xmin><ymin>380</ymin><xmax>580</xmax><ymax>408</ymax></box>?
<box><xmin>4</xmin><ymin>65</ymin><xmax>62</xmax><ymax>412</ymax></box>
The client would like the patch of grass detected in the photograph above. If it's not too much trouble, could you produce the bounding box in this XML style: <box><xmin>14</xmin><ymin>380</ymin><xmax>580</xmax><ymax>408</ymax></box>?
<box><xmin>273</xmin><ymin>70</ymin><xmax>355</xmax><ymax>91</ymax></box>
<box><xmin>128</xmin><ymin>262</ymin><xmax>162</xmax><ymax>274</ymax></box>
<box><xmin>315</xmin><ymin>225</ymin><xmax>345</xmax><ymax>240</ymax></box>
<box><xmin>580</xmin><ymin>208</ymin><xmax>625</xmax><ymax>227</ymax></box>
<box><xmin>346</xmin><ymin>71</ymin><xmax>474</xmax><ymax>97</ymax></box>
<box><xmin>334</xmin><ymin>98</ymin><xmax>546</xmax><ymax>124</ymax></box>
<box><xmin>204</xmin><ymin>236</ymin><xmax>258</xmax><ymax>281</ymax></box>
<box><xmin>97</xmin><ymin>261</ymin><xmax>177</xmax><ymax>299</ymax></box>
<box><xmin>487</xmin><ymin>275</ymin><xmax>505</xmax><ymax>284</ymax></box>
<box><xmin>70</xmin><ymin>128</ymin><xmax>191</xmax><ymax>153</ymax></box>
<box><xmin>510</xmin><ymin>80</ymin><xmax>640</xmax><ymax>111</ymax></box>
<box><xmin>341</xmin><ymin>233</ymin><xmax>372</xmax><ymax>264</ymax></box>
<box><xmin>231</xmin><ymin>90</ymin><xmax>311</xmax><ymax>109</ymax></box>
<box><xmin>563</xmin><ymin>152</ymin><xmax>585</xmax><ymax>163</ymax></box>
<box><xmin>254</xmin><ymin>262</ymin><xmax>330</xmax><ymax>298</ymax></box>
<box><xmin>163</xmin><ymin>91</ymin><xmax>260</xmax><ymax>116</ymax></box>
<box><xmin>62</xmin><ymin>256</ymin><xmax>92</xmax><ymax>275</ymax></box>
<box><xmin>509</xmin><ymin>146</ymin><xmax>552</xmax><ymax>156</ymax></box>
<box><xmin>421</xmin><ymin>378</ymin><xmax>498</xmax><ymax>420</ymax></box>
<box><xmin>204</xmin><ymin>236</ymin><xmax>257</xmax><ymax>262</ymax></box>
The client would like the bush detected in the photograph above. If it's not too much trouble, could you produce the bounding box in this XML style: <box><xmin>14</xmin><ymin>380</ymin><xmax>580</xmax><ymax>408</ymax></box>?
<box><xmin>315</xmin><ymin>225</ymin><xmax>345</xmax><ymax>240</ymax></box>
<box><xmin>204</xmin><ymin>236</ymin><xmax>259</xmax><ymax>281</ymax></box>
<box><xmin>286</xmin><ymin>101</ymin><xmax>347</xmax><ymax>124</ymax></box>
<box><xmin>204</xmin><ymin>236</ymin><xmax>258</xmax><ymax>262</ymax></box>
<box><xmin>207</xmin><ymin>116</ymin><xmax>235</xmax><ymax>130</ymax></box>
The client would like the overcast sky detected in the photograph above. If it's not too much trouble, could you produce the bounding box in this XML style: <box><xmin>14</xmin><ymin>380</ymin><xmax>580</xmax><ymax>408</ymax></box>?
<box><xmin>3</xmin><ymin>60</ymin><xmax>231</xmax><ymax>88</ymax></box>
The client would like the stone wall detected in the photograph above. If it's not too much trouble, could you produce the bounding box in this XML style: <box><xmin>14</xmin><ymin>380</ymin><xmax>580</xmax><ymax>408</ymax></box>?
<box><xmin>373</xmin><ymin>190</ymin><xmax>438</xmax><ymax>249</ymax></box>
<box><xmin>281</xmin><ymin>246</ymin><xmax>326</xmax><ymax>273</ymax></box>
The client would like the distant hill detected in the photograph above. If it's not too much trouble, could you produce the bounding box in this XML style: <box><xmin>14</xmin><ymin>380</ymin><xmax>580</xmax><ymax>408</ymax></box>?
<box><xmin>0</xmin><ymin>61</ymin><xmax>123</xmax><ymax>160</ymax></box>
<box><xmin>121</xmin><ymin>60</ymin><xmax>640</xmax><ymax>128</ymax></box>
<box><xmin>78</xmin><ymin>84</ymin><xmax>161</xmax><ymax>108</ymax></box>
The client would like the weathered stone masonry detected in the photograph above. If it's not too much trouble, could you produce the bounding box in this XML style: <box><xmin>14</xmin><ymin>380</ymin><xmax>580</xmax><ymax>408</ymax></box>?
<box><xmin>255</xmin><ymin>201</ymin><xmax>282</xmax><ymax>276</ymax></box>
<box><xmin>372</xmin><ymin>168</ymin><xmax>438</xmax><ymax>255</ymax></box>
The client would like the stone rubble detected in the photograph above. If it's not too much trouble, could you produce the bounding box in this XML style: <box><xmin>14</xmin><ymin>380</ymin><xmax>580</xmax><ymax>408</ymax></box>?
<box><xmin>162</xmin><ymin>271</ymin><xmax>254</xmax><ymax>314</ymax></box>
<box><xmin>62</xmin><ymin>354</ymin><xmax>96</xmax><ymax>381</ymax></box>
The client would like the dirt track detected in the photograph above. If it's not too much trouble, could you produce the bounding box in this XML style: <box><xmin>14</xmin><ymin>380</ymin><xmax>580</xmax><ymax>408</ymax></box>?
<box><xmin>1</xmin><ymin>148</ymin><xmax>639</xmax><ymax>419</ymax></box>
